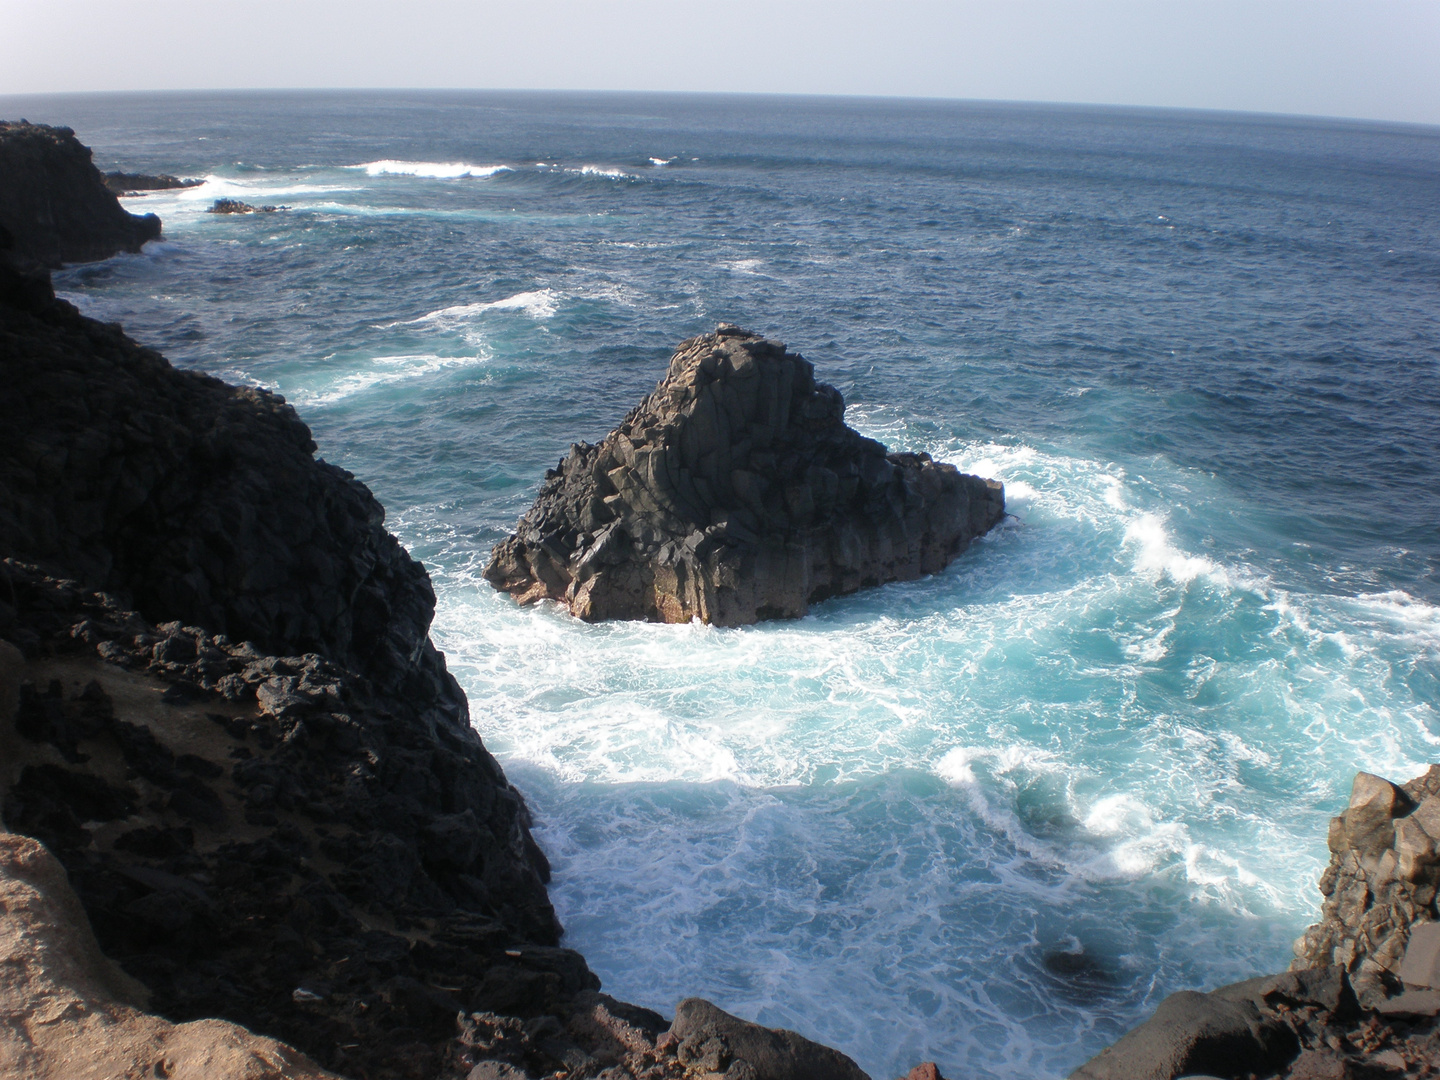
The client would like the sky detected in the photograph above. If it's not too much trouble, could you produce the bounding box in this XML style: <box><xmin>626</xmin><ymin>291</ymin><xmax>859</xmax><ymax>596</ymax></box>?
<box><xmin>4</xmin><ymin>0</ymin><xmax>1439</xmax><ymax>126</ymax></box>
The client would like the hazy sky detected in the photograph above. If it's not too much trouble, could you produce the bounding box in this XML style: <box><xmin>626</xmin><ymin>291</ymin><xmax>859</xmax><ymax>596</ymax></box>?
<box><xmin>5</xmin><ymin>0</ymin><xmax>1438</xmax><ymax>125</ymax></box>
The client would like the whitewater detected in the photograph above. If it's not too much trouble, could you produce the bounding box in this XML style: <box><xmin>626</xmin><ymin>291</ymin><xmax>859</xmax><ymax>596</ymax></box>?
<box><xmin>10</xmin><ymin>89</ymin><xmax>1438</xmax><ymax>1078</ymax></box>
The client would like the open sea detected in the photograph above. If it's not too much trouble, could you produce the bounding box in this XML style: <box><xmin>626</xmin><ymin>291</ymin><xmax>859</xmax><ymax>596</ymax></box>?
<box><xmin>5</xmin><ymin>89</ymin><xmax>1439</xmax><ymax>1079</ymax></box>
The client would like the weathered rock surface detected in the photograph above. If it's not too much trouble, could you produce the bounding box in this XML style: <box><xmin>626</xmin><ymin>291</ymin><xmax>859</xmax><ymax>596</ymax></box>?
<box><xmin>1071</xmin><ymin>768</ymin><xmax>1440</xmax><ymax>1080</ymax></box>
<box><xmin>667</xmin><ymin>997</ymin><xmax>870</xmax><ymax>1080</ymax></box>
<box><xmin>104</xmin><ymin>170</ymin><xmax>203</xmax><ymax>194</ymax></box>
<box><xmin>1293</xmin><ymin>768</ymin><xmax>1440</xmax><ymax>1007</ymax></box>
<box><xmin>486</xmin><ymin>325</ymin><xmax>1004</xmax><ymax>625</ymax></box>
<box><xmin>0</xmin><ymin>121</ymin><xmax>161</xmax><ymax>268</ymax></box>
<box><xmin>208</xmin><ymin>199</ymin><xmax>286</xmax><ymax>214</ymax></box>
<box><xmin>0</xmin><ymin>261</ymin><xmax>444</xmax><ymax>704</ymax></box>
<box><xmin>0</xmin><ymin>563</ymin><xmax>570</xmax><ymax>1078</ymax></box>
<box><xmin>0</xmin><ymin>829</ymin><xmax>340</xmax><ymax>1080</ymax></box>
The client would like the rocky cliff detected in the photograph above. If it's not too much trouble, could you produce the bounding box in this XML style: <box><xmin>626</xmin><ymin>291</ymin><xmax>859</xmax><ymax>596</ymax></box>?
<box><xmin>0</xmin><ymin>130</ymin><xmax>885</xmax><ymax>1080</ymax></box>
<box><xmin>1071</xmin><ymin>768</ymin><xmax>1440</xmax><ymax>1080</ymax></box>
<box><xmin>0</xmin><ymin>121</ymin><xmax>161</xmax><ymax>268</ymax></box>
<box><xmin>485</xmin><ymin>325</ymin><xmax>1004</xmax><ymax>625</ymax></box>
<box><xmin>0</xmin><ymin>244</ymin><xmax>571</xmax><ymax>1077</ymax></box>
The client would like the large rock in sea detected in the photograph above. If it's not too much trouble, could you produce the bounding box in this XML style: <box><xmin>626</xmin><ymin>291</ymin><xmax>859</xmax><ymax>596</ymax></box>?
<box><xmin>485</xmin><ymin>325</ymin><xmax>1005</xmax><ymax>624</ymax></box>
<box><xmin>0</xmin><ymin>121</ymin><xmax>161</xmax><ymax>268</ymax></box>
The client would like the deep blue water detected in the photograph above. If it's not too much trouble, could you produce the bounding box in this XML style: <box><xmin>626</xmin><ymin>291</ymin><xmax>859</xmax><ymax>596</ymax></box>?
<box><xmin>6</xmin><ymin>89</ymin><xmax>1439</xmax><ymax>1079</ymax></box>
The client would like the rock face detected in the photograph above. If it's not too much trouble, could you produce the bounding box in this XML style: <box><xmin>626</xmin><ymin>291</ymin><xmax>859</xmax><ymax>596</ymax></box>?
<box><xmin>1293</xmin><ymin>768</ymin><xmax>1440</xmax><ymax>1005</ymax></box>
<box><xmin>0</xmin><ymin>571</ymin><xmax>573</xmax><ymax>1078</ymax></box>
<box><xmin>0</xmin><ymin>830</ymin><xmax>340</xmax><ymax>1080</ymax></box>
<box><xmin>667</xmin><ymin>997</ymin><xmax>869</xmax><ymax>1080</ymax></box>
<box><xmin>0</xmin><ymin>121</ymin><xmax>161</xmax><ymax>268</ymax></box>
<box><xmin>485</xmin><ymin>325</ymin><xmax>1004</xmax><ymax>625</ymax></box>
<box><xmin>1070</xmin><ymin>768</ymin><xmax>1440</xmax><ymax>1080</ymax></box>
<box><xmin>0</xmin><ymin>252</ymin><xmax>568</xmax><ymax>1076</ymax></box>
<box><xmin>0</xmin><ymin>265</ymin><xmax>442</xmax><ymax>705</ymax></box>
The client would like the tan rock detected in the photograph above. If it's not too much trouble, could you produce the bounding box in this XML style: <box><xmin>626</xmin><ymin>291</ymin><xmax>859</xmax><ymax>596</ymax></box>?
<box><xmin>0</xmin><ymin>831</ymin><xmax>338</xmax><ymax>1080</ymax></box>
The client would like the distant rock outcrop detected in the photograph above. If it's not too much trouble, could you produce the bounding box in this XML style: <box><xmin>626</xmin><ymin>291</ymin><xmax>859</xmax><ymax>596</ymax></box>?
<box><xmin>207</xmin><ymin>199</ymin><xmax>286</xmax><ymax>214</ymax></box>
<box><xmin>486</xmin><ymin>325</ymin><xmax>1004</xmax><ymax>625</ymax></box>
<box><xmin>104</xmin><ymin>170</ymin><xmax>203</xmax><ymax>194</ymax></box>
<box><xmin>0</xmin><ymin>121</ymin><xmax>161</xmax><ymax>268</ymax></box>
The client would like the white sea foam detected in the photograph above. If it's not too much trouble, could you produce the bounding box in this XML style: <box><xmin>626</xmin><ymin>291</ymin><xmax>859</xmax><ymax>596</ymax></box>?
<box><xmin>288</xmin><ymin>352</ymin><xmax>490</xmax><ymax>406</ymax></box>
<box><xmin>389</xmin><ymin>289</ymin><xmax>559</xmax><ymax>330</ymax></box>
<box><xmin>650</xmin><ymin>157</ymin><xmax>674</xmax><ymax>166</ymax></box>
<box><xmin>355</xmin><ymin>160</ymin><xmax>511</xmax><ymax>179</ymax></box>
<box><xmin>417</xmin><ymin>426</ymin><xmax>1439</xmax><ymax>1079</ymax></box>
<box><xmin>576</xmin><ymin>165</ymin><xmax>629</xmax><ymax>178</ymax></box>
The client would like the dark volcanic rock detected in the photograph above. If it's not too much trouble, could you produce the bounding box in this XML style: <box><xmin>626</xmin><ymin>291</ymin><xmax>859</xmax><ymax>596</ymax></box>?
<box><xmin>1068</xmin><ymin>979</ymin><xmax>1297</xmax><ymax>1080</ymax></box>
<box><xmin>0</xmin><ymin>121</ymin><xmax>161</xmax><ymax>268</ymax></box>
<box><xmin>0</xmin><ymin>568</ymin><xmax>570</xmax><ymax>1077</ymax></box>
<box><xmin>0</xmin><ymin>281</ymin><xmax>442</xmax><ymax>701</ymax></box>
<box><xmin>485</xmin><ymin>325</ymin><xmax>1004</xmax><ymax>625</ymax></box>
<box><xmin>104</xmin><ymin>171</ymin><xmax>203</xmax><ymax>194</ymax></box>
<box><xmin>207</xmin><ymin>199</ymin><xmax>286</xmax><ymax>214</ymax></box>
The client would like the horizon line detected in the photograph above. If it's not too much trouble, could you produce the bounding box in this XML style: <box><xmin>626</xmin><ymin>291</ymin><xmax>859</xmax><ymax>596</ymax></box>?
<box><xmin>2</xmin><ymin>86</ymin><xmax>1437</xmax><ymax>135</ymax></box>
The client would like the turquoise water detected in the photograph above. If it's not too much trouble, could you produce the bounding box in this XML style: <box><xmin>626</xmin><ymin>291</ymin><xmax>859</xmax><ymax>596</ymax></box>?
<box><xmin>9</xmin><ymin>90</ymin><xmax>1440</xmax><ymax>1078</ymax></box>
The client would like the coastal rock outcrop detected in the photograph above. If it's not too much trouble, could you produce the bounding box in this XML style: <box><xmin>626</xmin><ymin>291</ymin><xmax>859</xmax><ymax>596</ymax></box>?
<box><xmin>104</xmin><ymin>170</ymin><xmax>203</xmax><ymax>194</ymax></box>
<box><xmin>208</xmin><ymin>199</ymin><xmax>287</xmax><ymax>214</ymax></box>
<box><xmin>1293</xmin><ymin>768</ymin><xmax>1440</xmax><ymax>1005</ymax></box>
<box><xmin>1071</xmin><ymin>767</ymin><xmax>1440</xmax><ymax>1080</ymax></box>
<box><xmin>0</xmin><ymin>121</ymin><xmax>161</xmax><ymax>268</ymax></box>
<box><xmin>0</xmin><ymin>260</ymin><xmax>443</xmax><ymax>705</ymax></box>
<box><xmin>485</xmin><ymin>325</ymin><xmax>1004</xmax><ymax>624</ymax></box>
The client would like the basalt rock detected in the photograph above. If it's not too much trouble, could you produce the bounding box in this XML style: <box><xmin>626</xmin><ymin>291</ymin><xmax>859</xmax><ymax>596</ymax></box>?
<box><xmin>1070</xmin><ymin>767</ymin><xmax>1440</xmax><ymax>1080</ymax></box>
<box><xmin>104</xmin><ymin>171</ymin><xmax>203</xmax><ymax>194</ymax></box>
<box><xmin>485</xmin><ymin>325</ymin><xmax>1004</xmax><ymax>625</ymax></box>
<box><xmin>207</xmin><ymin>199</ymin><xmax>286</xmax><ymax>215</ymax></box>
<box><xmin>0</xmin><ymin>121</ymin><xmax>161</xmax><ymax>268</ymax></box>
<box><xmin>0</xmin><ymin>269</ymin><xmax>441</xmax><ymax>703</ymax></box>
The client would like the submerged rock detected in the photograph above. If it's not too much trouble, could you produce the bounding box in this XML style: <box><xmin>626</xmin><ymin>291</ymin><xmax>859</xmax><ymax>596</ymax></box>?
<box><xmin>0</xmin><ymin>121</ymin><xmax>161</xmax><ymax>268</ymax></box>
<box><xmin>486</xmin><ymin>325</ymin><xmax>1004</xmax><ymax>625</ymax></box>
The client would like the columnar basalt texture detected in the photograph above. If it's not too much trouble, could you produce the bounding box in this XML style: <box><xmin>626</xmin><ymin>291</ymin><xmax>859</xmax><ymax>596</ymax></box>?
<box><xmin>485</xmin><ymin>325</ymin><xmax>1005</xmax><ymax>625</ymax></box>
<box><xmin>0</xmin><ymin>121</ymin><xmax>161</xmax><ymax>268</ymax></box>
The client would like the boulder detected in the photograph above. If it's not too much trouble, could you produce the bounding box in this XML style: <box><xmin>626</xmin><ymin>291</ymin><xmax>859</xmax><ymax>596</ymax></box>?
<box><xmin>1067</xmin><ymin>981</ymin><xmax>1295</xmax><ymax>1080</ymax></box>
<box><xmin>668</xmin><ymin>997</ymin><xmax>870</xmax><ymax>1080</ymax></box>
<box><xmin>486</xmin><ymin>325</ymin><xmax>1004</xmax><ymax>625</ymax></box>
<box><xmin>0</xmin><ymin>121</ymin><xmax>161</xmax><ymax>268</ymax></box>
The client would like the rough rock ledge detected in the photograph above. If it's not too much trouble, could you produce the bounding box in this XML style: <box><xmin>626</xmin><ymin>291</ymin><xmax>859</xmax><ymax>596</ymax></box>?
<box><xmin>485</xmin><ymin>325</ymin><xmax>1004</xmax><ymax>625</ymax></box>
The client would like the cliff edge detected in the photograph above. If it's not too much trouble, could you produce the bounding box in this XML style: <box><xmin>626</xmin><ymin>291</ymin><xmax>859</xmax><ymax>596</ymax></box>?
<box><xmin>0</xmin><ymin>121</ymin><xmax>161</xmax><ymax>268</ymax></box>
<box><xmin>485</xmin><ymin>325</ymin><xmax>1004</xmax><ymax>625</ymax></box>
<box><xmin>0</xmin><ymin>127</ymin><xmax>881</xmax><ymax>1080</ymax></box>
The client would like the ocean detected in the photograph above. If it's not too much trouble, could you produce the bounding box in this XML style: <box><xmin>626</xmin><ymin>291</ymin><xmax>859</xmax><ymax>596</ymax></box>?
<box><xmin>6</xmin><ymin>89</ymin><xmax>1438</xmax><ymax>1079</ymax></box>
